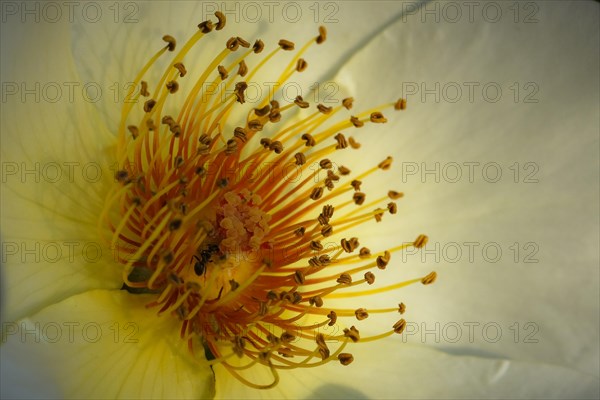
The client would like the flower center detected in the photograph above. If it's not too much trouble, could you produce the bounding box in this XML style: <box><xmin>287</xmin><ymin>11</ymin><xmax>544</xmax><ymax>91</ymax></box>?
<box><xmin>100</xmin><ymin>11</ymin><xmax>436</xmax><ymax>389</ymax></box>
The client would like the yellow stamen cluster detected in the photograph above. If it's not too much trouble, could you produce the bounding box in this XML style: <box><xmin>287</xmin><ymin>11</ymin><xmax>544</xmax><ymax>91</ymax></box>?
<box><xmin>100</xmin><ymin>11</ymin><xmax>435</xmax><ymax>389</ymax></box>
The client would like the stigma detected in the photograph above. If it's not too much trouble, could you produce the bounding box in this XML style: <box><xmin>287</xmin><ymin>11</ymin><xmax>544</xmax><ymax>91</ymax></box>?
<box><xmin>100</xmin><ymin>11</ymin><xmax>435</xmax><ymax>389</ymax></box>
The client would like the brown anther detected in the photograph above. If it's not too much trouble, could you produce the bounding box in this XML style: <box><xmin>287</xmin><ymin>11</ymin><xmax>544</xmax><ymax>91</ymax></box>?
<box><xmin>334</xmin><ymin>133</ymin><xmax>348</xmax><ymax>149</ymax></box>
<box><xmin>168</xmin><ymin>273</ymin><xmax>183</xmax><ymax>285</ymax></box>
<box><xmin>376</xmin><ymin>250</ymin><xmax>391</xmax><ymax>269</ymax></box>
<box><xmin>229</xmin><ymin>279</ymin><xmax>240</xmax><ymax>291</ymax></box>
<box><xmin>343</xmin><ymin>326</ymin><xmax>360</xmax><ymax>342</ymax></box>
<box><xmin>161</xmin><ymin>115</ymin><xmax>174</xmax><ymax>126</ymax></box>
<box><xmin>233</xmin><ymin>335</ymin><xmax>245</xmax><ymax>357</ymax></box>
<box><xmin>302</xmin><ymin>133</ymin><xmax>316</xmax><ymax>147</ymax></box>
<box><xmin>318</xmin><ymin>255</ymin><xmax>331</xmax><ymax>265</ymax></box>
<box><xmin>350</xmin><ymin>116</ymin><xmax>364</xmax><ymax>127</ymax></box>
<box><xmin>359</xmin><ymin>247</ymin><xmax>371</xmax><ymax>258</ymax></box>
<box><xmin>317</xmin><ymin>104</ymin><xmax>333</xmax><ymax>114</ymax></box>
<box><xmin>176</xmin><ymin>306</ymin><xmax>187</xmax><ymax>320</ymax></box>
<box><xmin>234</xmin><ymin>81</ymin><xmax>247</xmax><ymax>103</ymax></box>
<box><xmin>269</xmin><ymin>141</ymin><xmax>283</xmax><ymax>154</ymax></box>
<box><xmin>294</xmin><ymin>96</ymin><xmax>310</xmax><ymax>108</ymax></box>
<box><xmin>115</xmin><ymin>169</ymin><xmax>131</xmax><ymax>183</ymax></box>
<box><xmin>278</xmin><ymin>39</ymin><xmax>295</xmax><ymax>50</ymax></box>
<box><xmin>266</xmin><ymin>291</ymin><xmax>278</xmax><ymax>301</ymax></box>
<box><xmin>338</xmin><ymin>166</ymin><xmax>351</xmax><ymax>175</ymax></box>
<box><xmin>278</xmin><ymin>348</ymin><xmax>294</xmax><ymax>358</ymax></box>
<box><xmin>214</xmin><ymin>11</ymin><xmax>226</xmax><ymax>30</ymax></box>
<box><xmin>321</xmin><ymin>224</ymin><xmax>333</xmax><ymax>237</ymax></box>
<box><xmin>254</xmin><ymin>105</ymin><xmax>270</xmax><ymax>117</ymax></box>
<box><xmin>374</xmin><ymin>209</ymin><xmax>384</xmax><ymax>223</ymax></box>
<box><xmin>143</xmin><ymin>99</ymin><xmax>156</xmax><ymax>113</ymax></box>
<box><xmin>140</xmin><ymin>81</ymin><xmax>149</xmax><ymax>97</ymax></box>
<box><xmin>324</xmin><ymin>179</ymin><xmax>333</xmax><ymax>191</ymax></box>
<box><xmin>395</xmin><ymin>98</ymin><xmax>407</xmax><ymax>110</ymax></box>
<box><xmin>217</xmin><ymin>178</ymin><xmax>229</xmax><ymax>188</ymax></box>
<box><xmin>281</xmin><ymin>332</ymin><xmax>295</xmax><ymax>343</ymax></box>
<box><xmin>398</xmin><ymin>302</ymin><xmax>406</xmax><ymax>314</ymax></box>
<box><xmin>195</xmin><ymin>166</ymin><xmax>206</xmax><ymax>176</ymax></box>
<box><xmin>294</xmin><ymin>226</ymin><xmax>306</xmax><ymax>237</ymax></box>
<box><xmin>378</xmin><ymin>156</ymin><xmax>393</xmax><ymax>170</ymax></box>
<box><xmin>199</xmin><ymin>134</ymin><xmax>212</xmax><ymax>146</ymax></box>
<box><xmin>414</xmin><ymin>234</ymin><xmax>429</xmax><ymax>249</ymax></box>
<box><xmin>317</xmin><ymin>213</ymin><xmax>329</xmax><ymax>226</ymax></box>
<box><xmin>294</xmin><ymin>152</ymin><xmax>306</xmax><ymax>166</ymax></box>
<box><xmin>292</xmin><ymin>291</ymin><xmax>303</xmax><ymax>304</ymax></box>
<box><xmin>174</xmin><ymin>156</ymin><xmax>184</xmax><ymax>168</ymax></box>
<box><xmin>174</xmin><ymin>62</ymin><xmax>187</xmax><ymax>77</ymax></box>
<box><xmin>293</xmin><ymin>270</ymin><xmax>305</xmax><ymax>285</ymax></box>
<box><xmin>421</xmin><ymin>271</ymin><xmax>437</xmax><ymax>285</ymax></box>
<box><xmin>338</xmin><ymin>353</ymin><xmax>354</xmax><ymax>366</ymax></box>
<box><xmin>127</xmin><ymin>125</ymin><xmax>139</xmax><ymax>139</ymax></box>
<box><xmin>162</xmin><ymin>35</ymin><xmax>176</xmax><ymax>51</ymax></box>
<box><xmin>269</xmin><ymin>108</ymin><xmax>281</xmax><ymax>123</ymax></box>
<box><xmin>217</xmin><ymin>65</ymin><xmax>228</xmax><ymax>80</ymax></box>
<box><xmin>253</xmin><ymin>39</ymin><xmax>264</xmax><ymax>53</ymax></box>
<box><xmin>260</xmin><ymin>138</ymin><xmax>272</xmax><ymax>149</ymax></box>
<box><xmin>197</xmin><ymin>145</ymin><xmax>210</xmax><ymax>155</ymax></box>
<box><xmin>348</xmin><ymin>137</ymin><xmax>361</xmax><ymax>149</ymax></box>
<box><xmin>393</xmin><ymin>319</ymin><xmax>407</xmax><ymax>334</ymax></box>
<box><xmin>341</xmin><ymin>237</ymin><xmax>359</xmax><ymax>253</ymax></box>
<box><xmin>319</xmin><ymin>159</ymin><xmax>333</xmax><ymax>169</ymax></box>
<box><xmin>270</xmin><ymin>100</ymin><xmax>280</xmax><ymax>109</ymax></box>
<box><xmin>342</xmin><ymin>97</ymin><xmax>354</xmax><ymax>109</ymax></box>
<box><xmin>309</xmin><ymin>296</ymin><xmax>324</xmax><ymax>308</ymax></box>
<box><xmin>388</xmin><ymin>190</ymin><xmax>404</xmax><ymax>200</ymax></box>
<box><xmin>316</xmin><ymin>334</ymin><xmax>329</xmax><ymax>354</ymax></box>
<box><xmin>310</xmin><ymin>240</ymin><xmax>323</xmax><ymax>251</ymax></box>
<box><xmin>370</xmin><ymin>111</ymin><xmax>388</xmax><ymax>123</ymax></box>
<box><xmin>198</xmin><ymin>20</ymin><xmax>214</xmax><ymax>33</ymax></box>
<box><xmin>166</xmin><ymin>80</ymin><xmax>179</xmax><ymax>94</ymax></box>
<box><xmin>327</xmin><ymin>170</ymin><xmax>340</xmax><ymax>182</ymax></box>
<box><xmin>387</xmin><ymin>202</ymin><xmax>397</xmax><ymax>214</ymax></box>
<box><xmin>296</xmin><ymin>58</ymin><xmax>308</xmax><ymax>72</ymax></box>
<box><xmin>146</xmin><ymin>119</ymin><xmax>155</xmax><ymax>131</ymax></box>
<box><xmin>309</xmin><ymin>256</ymin><xmax>322</xmax><ymax>267</ymax></box>
<box><xmin>351</xmin><ymin>180</ymin><xmax>362</xmax><ymax>191</ymax></box>
<box><xmin>238</xmin><ymin>60</ymin><xmax>248</xmax><ymax>77</ymax></box>
<box><xmin>225</xmin><ymin>139</ymin><xmax>238</xmax><ymax>155</ymax></box>
<box><xmin>364</xmin><ymin>271</ymin><xmax>375</xmax><ymax>285</ymax></box>
<box><xmin>327</xmin><ymin>311</ymin><xmax>337</xmax><ymax>326</ymax></box>
<box><xmin>353</xmin><ymin>192</ymin><xmax>366</xmax><ymax>205</ymax></box>
<box><xmin>226</xmin><ymin>37</ymin><xmax>239</xmax><ymax>51</ymax></box>
<box><xmin>322</xmin><ymin>205</ymin><xmax>334</xmax><ymax>218</ymax></box>
<box><xmin>310</xmin><ymin>187</ymin><xmax>324</xmax><ymax>200</ymax></box>
<box><xmin>162</xmin><ymin>250</ymin><xmax>174</xmax><ymax>264</ymax></box>
<box><xmin>258</xmin><ymin>301</ymin><xmax>268</xmax><ymax>316</ymax></box>
<box><xmin>248</xmin><ymin>119</ymin><xmax>263</xmax><ymax>131</ymax></box>
<box><xmin>336</xmin><ymin>273</ymin><xmax>352</xmax><ymax>285</ymax></box>
<box><xmin>316</xmin><ymin>26</ymin><xmax>327</xmax><ymax>44</ymax></box>
<box><xmin>355</xmin><ymin>308</ymin><xmax>369</xmax><ymax>320</ymax></box>
<box><xmin>237</xmin><ymin>36</ymin><xmax>250</xmax><ymax>48</ymax></box>
<box><xmin>233</xmin><ymin>127</ymin><xmax>247</xmax><ymax>142</ymax></box>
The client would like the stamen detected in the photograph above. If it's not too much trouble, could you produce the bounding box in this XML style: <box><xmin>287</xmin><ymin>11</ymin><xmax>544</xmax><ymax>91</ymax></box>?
<box><xmin>104</xmin><ymin>17</ymin><xmax>433</xmax><ymax>389</ymax></box>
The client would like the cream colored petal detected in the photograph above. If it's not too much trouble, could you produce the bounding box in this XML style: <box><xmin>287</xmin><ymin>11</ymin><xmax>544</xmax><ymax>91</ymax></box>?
<box><xmin>328</xmin><ymin>0</ymin><xmax>599</xmax><ymax>379</ymax></box>
<box><xmin>0</xmin><ymin>289</ymin><xmax>214</xmax><ymax>399</ymax></box>
<box><xmin>214</xmin><ymin>340</ymin><xmax>599</xmax><ymax>399</ymax></box>
<box><xmin>1</xmin><ymin>16</ymin><xmax>122</xmax><ymax>322</ymax></box>
<box><xmin>66</xmin><ymin>1</ymin><xmax>419</xmax><ymax>125</ymax></box>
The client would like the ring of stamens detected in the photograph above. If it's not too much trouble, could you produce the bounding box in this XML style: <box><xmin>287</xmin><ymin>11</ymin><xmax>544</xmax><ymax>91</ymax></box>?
<box><xmin>100</xmin><ymin>12</ymin><xmax>436</xmax><ymax>389</ymax></box>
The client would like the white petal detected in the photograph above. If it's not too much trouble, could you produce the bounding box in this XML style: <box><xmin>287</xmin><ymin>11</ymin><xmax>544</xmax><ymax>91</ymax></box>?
<box><xmin>0</xmin><ymin>289</ymin><xmax>214</xmax><ymax>399</ymax></box>
<box><xmin>1</xmin><ymin>17</ymin><xmax>122</xmax><ymax>322</ymax></box>
<box><xmin>329</xmin><ymin>0</ymin><xmax>599</xmax><ymax>378</ymax></box>
<box><xmin>214</xmin><ymin>340</ymin><xmax>599</xmax><ymax>399</ymax></box>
